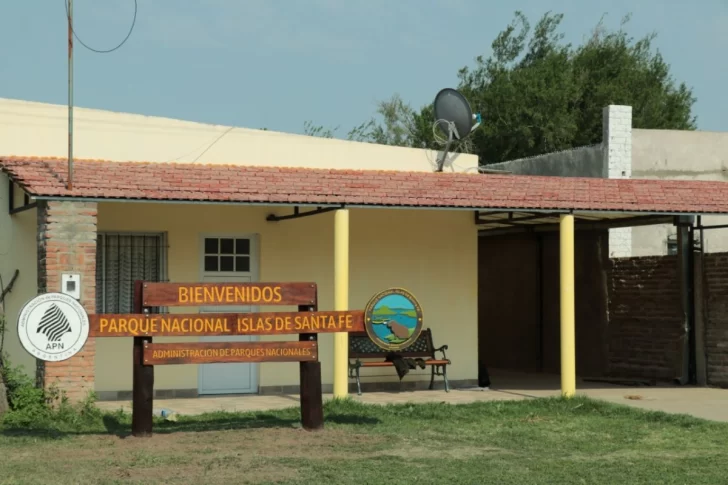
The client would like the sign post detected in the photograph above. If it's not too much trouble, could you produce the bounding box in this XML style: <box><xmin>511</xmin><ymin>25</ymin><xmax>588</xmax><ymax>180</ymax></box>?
<box><xmin>18</xmin><ymin>280</ymin><xmax>380</xmax><ymax>436</ymax></box>
<box><xmin>89</xmin><ymin>281</ymin><xmax>365</xmax><ymax>436</ymax></box>
<box><xmin>298</xmin><ymin>301</ymin><xmax>323</xmax><ymax>430</ymax></box>
<box><xmin>131</xmin><ymin>281</ymin><xmax>153</xmax><ymax>437</ymax></box>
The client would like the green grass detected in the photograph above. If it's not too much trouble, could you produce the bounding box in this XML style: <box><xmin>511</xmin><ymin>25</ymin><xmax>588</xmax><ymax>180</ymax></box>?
<box><xmin>1</xmin><ymin>396</ymin><xmax>727</xmax><ymax>484</ymax></box>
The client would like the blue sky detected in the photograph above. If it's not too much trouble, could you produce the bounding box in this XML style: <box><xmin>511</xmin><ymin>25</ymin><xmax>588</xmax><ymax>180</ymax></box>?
<box><xmin>1</xmin><ymin>0</ymin><xmax>726</xmax><ymax>136</ymax></box>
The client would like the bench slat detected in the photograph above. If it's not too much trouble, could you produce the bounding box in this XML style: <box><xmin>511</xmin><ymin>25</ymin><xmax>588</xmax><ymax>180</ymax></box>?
<box><xmin>359</xmin><ymin>360</ymin><xmax>449</xmax><ymax>367</ymax></box>
<box><xmin>348</xmin><ymin>330</ymin><xmax>435</xmax><ymax>358</ymax></box>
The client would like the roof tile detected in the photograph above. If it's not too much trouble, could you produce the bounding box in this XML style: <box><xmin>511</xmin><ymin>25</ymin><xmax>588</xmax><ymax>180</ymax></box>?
<box><xmin>3</xmin><ymin>156</ymin><xmax>728</xmax><ymax>215</ymax></box>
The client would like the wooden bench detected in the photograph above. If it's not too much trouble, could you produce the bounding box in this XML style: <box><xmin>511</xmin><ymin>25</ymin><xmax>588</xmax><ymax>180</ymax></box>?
<box><xmin>347</xmin><ymin>329</ymin><xmax>451</xmax><ymax>395</ymax></box>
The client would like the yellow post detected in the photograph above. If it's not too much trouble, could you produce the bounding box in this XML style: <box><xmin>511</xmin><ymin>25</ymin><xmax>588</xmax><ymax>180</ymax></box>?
<box><xmin>560</xmin><ymin>214</ymin><xmax>576</xmax><ymax>398</ymax></box>
<box><xmin>333</xmin><ymin>209</ymin><xmax>350</xmax><ymax>398</ymax></box>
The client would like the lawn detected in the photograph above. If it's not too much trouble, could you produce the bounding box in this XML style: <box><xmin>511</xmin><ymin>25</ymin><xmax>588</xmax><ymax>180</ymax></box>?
<box><xmin>1</xmin><ymin>396</ymin><xmax>727</xmax><ymax>484</ymax></box>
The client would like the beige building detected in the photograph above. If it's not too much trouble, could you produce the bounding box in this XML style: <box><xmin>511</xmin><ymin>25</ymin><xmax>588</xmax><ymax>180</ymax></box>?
<box><xmin>3</xmin><ymin>98</ymin><xmax>728</xmax><ymax>402</ymax></box>
<box><xmin>630</xmin><ymin>128</ymin><xmax>728</xmax><ymax>256</ymax></box>
<box><xmin>0</xmin><ymin>98</ymin><xmax>482</xmax><ymax>400</ymax></box>
<box><xmin>488</xmin><ymin>105</ymin><xmax>728</xmax><ymax>257</ymax></box>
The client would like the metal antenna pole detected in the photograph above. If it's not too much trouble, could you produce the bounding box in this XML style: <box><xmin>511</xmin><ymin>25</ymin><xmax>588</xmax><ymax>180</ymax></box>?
<box><xmin>67</xmin><ymin>0</ymin><xmax>74</xmax><ymax>190</ymax></box>
<box><xmin>435</xmin><ymin>123</ymin><xmax>455</xmax><ymax>172</ymax></box>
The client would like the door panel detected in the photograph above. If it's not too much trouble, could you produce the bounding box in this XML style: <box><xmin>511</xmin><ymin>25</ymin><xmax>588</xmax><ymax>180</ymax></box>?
<box><xmin>198</xmin><ymin>275</ymin><xmax>258</xmax><ymax>394</ymax></box>
<box><xmin>478</xmin><ymin>234</ymin><xmax>541</xmax><ymax>371</ymax></box>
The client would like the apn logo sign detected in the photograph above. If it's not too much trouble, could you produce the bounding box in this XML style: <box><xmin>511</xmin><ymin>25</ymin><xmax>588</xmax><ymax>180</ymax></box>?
<box><xmin>18</xmin><ymin>293</ymin><xmax>89</xmax><ymax>362</ymax></box>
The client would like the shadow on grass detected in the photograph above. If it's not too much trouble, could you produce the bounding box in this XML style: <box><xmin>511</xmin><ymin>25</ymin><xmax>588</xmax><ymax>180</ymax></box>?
<box><xmin>0</xmin><ymin>407</ymin><xmax>381</xmax><ymax>440</ymax></box>
<box><xmin>7</xmin><ymin>395</ymin><xmax>715</xmax><ymax>442</ymax></box>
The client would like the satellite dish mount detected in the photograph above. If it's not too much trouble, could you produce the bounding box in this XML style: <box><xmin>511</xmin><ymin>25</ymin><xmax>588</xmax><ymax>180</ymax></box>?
<box><xmin>432</xmin><ymin>88</ymin><xmax>481</xmax><ymax>172</ymax></box>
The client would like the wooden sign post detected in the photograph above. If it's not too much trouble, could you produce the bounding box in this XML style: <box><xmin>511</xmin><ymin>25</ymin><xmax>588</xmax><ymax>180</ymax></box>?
<box><xmin>92</xmin><ymin>281</ymin><xmax>364</xmax><ymax>437</ymax></box>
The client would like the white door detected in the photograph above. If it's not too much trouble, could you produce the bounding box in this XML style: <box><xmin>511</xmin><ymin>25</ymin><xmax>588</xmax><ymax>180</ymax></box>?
<box><xmin>198</xmin><ymin>235</ymin><xmax>259</xmax><ymax>395</ymax></box>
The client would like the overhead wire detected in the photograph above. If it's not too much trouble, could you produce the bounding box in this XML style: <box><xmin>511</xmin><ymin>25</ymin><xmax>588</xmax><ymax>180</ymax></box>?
<box><xmin>191</xmin><ymin>127</ymin><xmax>236</xmax><ymax>163</ymax></box>
<box><xmin>64</xmin><ymin>0</ymin><xmax>138</xmax><ymax>54</ymax></box>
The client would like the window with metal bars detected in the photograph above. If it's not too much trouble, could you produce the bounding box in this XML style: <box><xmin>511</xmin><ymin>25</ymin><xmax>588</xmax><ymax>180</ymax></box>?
<box><xmin>95</xmin><ymin>233</ymin><xmax>167</xmax><ymax>313</ymax></box>
<box><xmin>666</xmin><ymin>233</ymin><xmax>702</xmax><ymax>256</ymax></box>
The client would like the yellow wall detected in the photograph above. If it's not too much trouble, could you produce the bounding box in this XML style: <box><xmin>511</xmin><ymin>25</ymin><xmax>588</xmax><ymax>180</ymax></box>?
<box><xmin>96</xmin><ymin>202</ymin><xmax>478</xmax><ymax>392</ymax></box>
<box><xmin>0</xmin><ymin>174</ymin><xmax>39</xmax><ymax>376</ymax></box>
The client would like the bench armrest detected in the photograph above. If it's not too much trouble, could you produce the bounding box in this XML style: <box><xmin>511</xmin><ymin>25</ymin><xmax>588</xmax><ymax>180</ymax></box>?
<box><xmin>434</xmin><ymin>345</ymin><xmax>448</xmax><ymax>360</ymax></box>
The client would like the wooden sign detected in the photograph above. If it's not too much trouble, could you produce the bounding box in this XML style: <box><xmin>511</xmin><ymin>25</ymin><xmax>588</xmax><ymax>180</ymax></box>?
<box><xmin>143</xmin><ymin>341</ymin><xmax>318</xmax><ymax>365</ymax></box>
<box><xmin>89</xmin><ymin>310</ymin><xmax>364</xmax><ymax>337</ymax></box>
<box><xmin>142</xmin><ymin>282</ymin><xmax>317</xmax><ymax>307</ymax></box>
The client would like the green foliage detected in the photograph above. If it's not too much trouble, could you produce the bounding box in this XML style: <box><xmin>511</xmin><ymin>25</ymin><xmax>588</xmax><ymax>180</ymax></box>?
<box><xmin>353</xmin><ymin>11</ymin><xmax>696</xmax><ymax>164</ymax></box>
<box><xmin>0</xmin><ymin>357</ymin><xmax>102</xmax><ymax>431</ymax></box>
<box><xmin>1</xmin><ymin>359</ymin><xmax>44</xmax><ymax>413</ymax></box>
<box><xmin>303</xmin><ymin>120</ymin><xmax>338</xmax><ymax>138</ymax></box>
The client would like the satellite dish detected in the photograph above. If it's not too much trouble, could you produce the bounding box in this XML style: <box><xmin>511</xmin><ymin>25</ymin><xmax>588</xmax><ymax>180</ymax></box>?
<box><xmin>432</xmin><ymin>88</ymin><xmax>481</xmax><ymax>172</ymax></box>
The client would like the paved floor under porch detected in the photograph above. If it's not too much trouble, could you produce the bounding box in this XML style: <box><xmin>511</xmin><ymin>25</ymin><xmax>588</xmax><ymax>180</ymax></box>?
<box><xmin>96</xmin><ymin>371</ymin><xmax>728</xmax><ymax>422</ymax></box>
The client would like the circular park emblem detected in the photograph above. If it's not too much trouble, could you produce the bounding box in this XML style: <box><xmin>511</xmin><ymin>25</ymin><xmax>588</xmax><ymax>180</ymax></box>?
<box><xmin>364</xmin><ymin>288</ymin><xmax>423</xmax><ymax>351</ymax></box>
<box><xmin>17</xmin><ymin>292</ymin><xmax>89</xmax><ymax>362</ymax></box>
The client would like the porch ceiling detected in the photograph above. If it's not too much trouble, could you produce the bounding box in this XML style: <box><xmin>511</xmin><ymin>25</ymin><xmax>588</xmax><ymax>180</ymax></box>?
<box><xmin>3</xmin><ymin>156</ymin><xmax>728</xmax><ymax>218</ymax></box>
<box><xmin>476</xmin><ymin>211</ymin><xmax>676</xmax><ymax>236</ymax></box>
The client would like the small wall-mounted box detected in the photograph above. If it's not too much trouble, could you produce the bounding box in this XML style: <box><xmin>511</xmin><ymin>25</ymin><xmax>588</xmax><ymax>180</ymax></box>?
<box><xmin>61</xmin><ymin>273</ymin><xmax>81</xmax><ymax>300</ymax></box>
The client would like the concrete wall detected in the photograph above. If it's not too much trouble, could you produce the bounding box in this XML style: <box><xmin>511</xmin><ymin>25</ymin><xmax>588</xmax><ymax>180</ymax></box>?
<box><xmin>93</xmin><ymin>202</ymin><xmax>478</xmax><ymax>395</ymax></box>
<box><xmin>483</xmin><ymin>105</ymin><xmax>634</xmax><ymax>258</ymax></box>
<box><xmin>631</xmin><ymin>128</ymin><xmax>728</xmax><ymax>256</ymax></box>
<box><xmin>0</xmin><ymin>98</ymin><xmax>478</xmax><ymax>173</ymax></box>
<box><xmin>483</xmin><ymin>105</ymin><xmax>728</xmax><ymax>258</ymax></box>
<box><xmin>0</xmin><ymin>174</ymin><xmax>38</xmax><ymax>376</ymax></box>
<box><xmin>487</xmin><ymin>145</ymin><xmax>604</xmax><ymax>178</ymax></box>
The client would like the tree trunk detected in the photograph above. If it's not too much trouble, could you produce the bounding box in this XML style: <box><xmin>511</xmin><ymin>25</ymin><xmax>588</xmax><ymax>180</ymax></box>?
<box><xmin>0</xmin><ymin>372</ymin><xmax>8</xmax><ymax>416</ymax></box>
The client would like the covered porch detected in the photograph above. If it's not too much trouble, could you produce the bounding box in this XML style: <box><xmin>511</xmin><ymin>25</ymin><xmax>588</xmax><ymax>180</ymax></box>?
<box><xmin>3</xmin><ymin>156</ymin><xmax>728</xmax><ymax>401</ymax></box>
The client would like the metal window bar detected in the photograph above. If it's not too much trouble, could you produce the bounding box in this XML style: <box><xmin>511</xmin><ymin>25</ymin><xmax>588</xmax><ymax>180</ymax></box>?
<box><xmin>95</xmin><ymin>232</ymin><xmax>168</xmax><ymax>314</ymax></box>
<box><xmin>667</xmin><ymin>233</ymin><xmax>701</xmax><ymax>255</ymax></box>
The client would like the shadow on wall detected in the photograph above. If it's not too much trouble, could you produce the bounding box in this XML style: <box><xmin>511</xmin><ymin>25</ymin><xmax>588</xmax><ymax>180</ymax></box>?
<box><xmin>486</xmin><ymin>145</ymin><xmax>604</xmax><ymax>178</ymax></box>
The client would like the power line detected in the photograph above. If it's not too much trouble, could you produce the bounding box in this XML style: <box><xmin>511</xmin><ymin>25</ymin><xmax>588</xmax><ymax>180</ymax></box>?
<box><xmin>64</xmin><ymin>0</ymin><xmax>138</xmax><ymax>54</ymax></box>
<box><xmin>192</xmin><ymin>127</ymin><xmax>236</xmax><ymax>163</ymax></box>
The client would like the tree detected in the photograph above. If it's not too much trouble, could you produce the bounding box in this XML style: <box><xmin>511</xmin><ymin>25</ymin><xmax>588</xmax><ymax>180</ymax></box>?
<box><xmin>302</xmin><ymin>120</ymin><xmax>338</xmax><ymax>138</ymax></box>
<box><xmin>301</xmin><ymin>97</ymin><xmax>438</xmax><ymax>147</ymax></box>
<box><xmin>352</xmin><ymin>11</ymin><xmax>696</xmax><ymax>164</ymax></box>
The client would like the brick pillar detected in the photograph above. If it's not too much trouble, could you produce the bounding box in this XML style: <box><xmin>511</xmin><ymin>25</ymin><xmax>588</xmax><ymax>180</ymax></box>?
<box><xmin>36</xmin><ymin>200</ymin><xmax>97</xmax><ymax>402</ymax></box>
<box><xmin>603</xmin><ymin>105</ymin><xmax>633</xmax><ymax>257</ymax></box>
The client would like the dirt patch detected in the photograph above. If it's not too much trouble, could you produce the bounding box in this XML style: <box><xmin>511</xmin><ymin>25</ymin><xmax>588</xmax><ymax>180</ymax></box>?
<box><xmin>1</xmin><ymin>428</ymin><xmax>388</xmax><ymax>484</ymax></box>
<box><xmin>374</xmin><ymin>445</ymin><xmax>505</xmax><ymax>460</ymax></box>
<box><xmin>104</xmin><ymin>427</ymin><xmax>385</xmax><ymax>457</ymax></box>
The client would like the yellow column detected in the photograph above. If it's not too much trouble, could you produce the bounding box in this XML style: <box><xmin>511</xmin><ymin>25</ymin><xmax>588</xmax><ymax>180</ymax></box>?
<box><xmin>560</xmin><ymin>214</ymin><xmax>576</xmax><ymax>397</ymax></box>
<box><xmin>333</xmin><ymin>209</ymin><xmax>350</xmax><ymax>398</ymax></box>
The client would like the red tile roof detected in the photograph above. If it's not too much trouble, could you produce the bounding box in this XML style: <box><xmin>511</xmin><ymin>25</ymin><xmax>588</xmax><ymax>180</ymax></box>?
<box><xmin>2</xmin><ymin>156</ymin><xmax>728</xmax><ymax>214</ymax></box>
